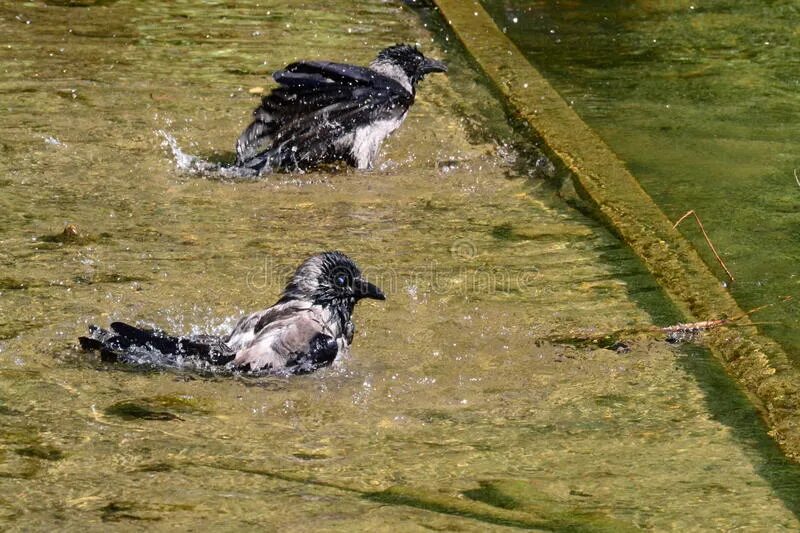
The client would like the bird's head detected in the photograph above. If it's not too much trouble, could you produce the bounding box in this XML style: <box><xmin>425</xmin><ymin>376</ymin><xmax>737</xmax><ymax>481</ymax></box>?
<box><xmin>280</xmin><ymin>251</ymin><xmax>385</xmax><ymax>310</ymax></box>
<box><xmin>373</xmin><ymin>44</ymin><xmax>447</xmax><ymax>87</ymax></box>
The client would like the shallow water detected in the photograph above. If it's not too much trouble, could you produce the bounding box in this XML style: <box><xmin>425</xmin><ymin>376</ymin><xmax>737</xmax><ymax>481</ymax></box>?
<box><xmin>482</xmin><ymin>0</ymin><xmax>800</xmax><ymax>362</ymax></box>
<box><xmin>1</xmin><ymin>0</ymin><xmax>800</xmax><ymax>529</ymax></box>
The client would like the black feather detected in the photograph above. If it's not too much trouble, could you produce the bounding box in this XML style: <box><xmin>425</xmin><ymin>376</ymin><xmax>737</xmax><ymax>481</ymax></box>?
<box><xmin>284</xmin><ymin>334</ymin><xmax>339</xmax><ymax>374</ymax></box>
<box><xmin>279</xmin><ymin>61</ymin><xmax>382</xmax><ymax>85</ymax></box>
<box><xmin>79</xmin><ymin>322</ymin><xmax>235</xmax><ymax>367</ymax></box>
<box><xmin>236</xmin><ymin>59</ymin><xmax>413</xmax><ymax>172</ymax></box>
<box><xmin>78</xmin><ymin>336</ymin><xmax>103</xmax><ymax>351</ymax></box>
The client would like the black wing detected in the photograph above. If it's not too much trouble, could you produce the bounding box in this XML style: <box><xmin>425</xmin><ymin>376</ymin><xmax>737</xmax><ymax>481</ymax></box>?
<box><xmin>283</xmin><ymin>333</ymin><xmax>339</xmax><ymax>375</ymax></box>
<box><xmin>235</xmin><ymin>61</ymin><xmax>413</xmax><ymax>171</ymax></box>
<box><xmin>79</xmin><ymin>322</ymin><xmax>235</xmax><ymax>367</ymax></box>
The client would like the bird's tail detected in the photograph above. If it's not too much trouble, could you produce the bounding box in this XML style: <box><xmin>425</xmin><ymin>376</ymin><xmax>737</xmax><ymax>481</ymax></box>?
<box><xmin>79</xmin><ymin>322</ymin><xmax>235</xmax><ymax>368</ymax></box>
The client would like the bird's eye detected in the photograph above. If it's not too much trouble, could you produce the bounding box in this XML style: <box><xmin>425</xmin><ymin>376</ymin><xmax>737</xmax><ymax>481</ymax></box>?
<box><xmin>335</xmin><ymin>275</ymin><xmax>347</xmax><ymax>287</ymax></box>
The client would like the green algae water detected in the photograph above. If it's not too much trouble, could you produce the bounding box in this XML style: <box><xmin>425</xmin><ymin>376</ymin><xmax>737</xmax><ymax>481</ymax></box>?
<box><xmin>481</xmin><ymin>0</ymin><xmax>800</xmax><ymax>363</ymax></box>
<box><xmin>1</xmin><ymin>0</ymin><xmax>800</xmax><ymax>529</ymax></box>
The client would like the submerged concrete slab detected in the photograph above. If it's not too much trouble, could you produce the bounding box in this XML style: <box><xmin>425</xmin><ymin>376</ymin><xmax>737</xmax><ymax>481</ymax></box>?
<box><xmin>433</xmin><ymin>0</ymin><xmax>800</xmax><ymax>460</ymax></box>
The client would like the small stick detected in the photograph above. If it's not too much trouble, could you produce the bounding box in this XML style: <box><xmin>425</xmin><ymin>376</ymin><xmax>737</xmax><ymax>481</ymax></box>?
<box><xmin>657</xmin><ymin>298</ymin><xmax>790</xmax><ymax>335</ymax></box>
<box><xmin>673</xmin><ymin>209</ymin><xmax>735</xmax><ymax>283</ymax></box>
<box><xmin>545</xmin><ymin>297</ymin><xmax>791</xmax><ymax>347</ymax></box>
<box><xmin>660</xmin><ymin>319</ymin><xmax>726</xmax><ymax>333</ymax></box>
<box><xmin>794</xmin><ymin>168</ymin><xmax>800</xmax><ymax>188</ymax></box>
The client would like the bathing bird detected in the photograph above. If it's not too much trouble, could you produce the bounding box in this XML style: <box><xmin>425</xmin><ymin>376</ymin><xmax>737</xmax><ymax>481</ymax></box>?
<box><xmin>235</xmin><ymin>43</ymin><xmax>447</xmax><ymax>173</ymax></box>
<box><xmin>79</xmin><ymin>252</ymin><xmax>385</xmax><ymax>374</ymax></box>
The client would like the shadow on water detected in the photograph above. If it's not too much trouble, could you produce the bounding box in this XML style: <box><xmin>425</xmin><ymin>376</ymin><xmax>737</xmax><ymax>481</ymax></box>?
<box><xmin>678</xmin><ymin>343</ymin><xmax>800</xmax><ymax>519</ymax></box>
<box><xmin>569</xmin><ymin>148</ymin><xmax>800</xmax><ymax>519</ymax></box>
<box><xmin>550</xmin><ymin>149</ymin><xmax>800</xmax><ymax>518</ymax></box>
<box><xmin>203</xmin><ymin>461</ymin><xmax>639</xmax><ymax>531</ymax></box>
<box><xmin>412</xmin><ymin>0</ymin><xmax>800</xmax><ymax>520</ymax></box>
<box><xmin>409</xmin><ymin>0</ymin><xmax>608</xmax><ymax>217</ymax></box>
<box><xmin>480</xmin><ymin>0</ymin><xmax>800</xmax><ymax>360</ymax></box>
<box><xmin>43</xmin><ymin>0</ymin><xmax>122</xmax><ymax>6</ymax></box>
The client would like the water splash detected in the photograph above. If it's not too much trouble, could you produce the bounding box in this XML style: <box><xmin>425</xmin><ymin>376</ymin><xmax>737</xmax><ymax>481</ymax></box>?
<box><xmin>157</xmin><ymin>129</ymin><xmax>217</xmax><ymax>173</ymax></box>
<box><xmin>157</xmin><ymin>130</ymin><xmax>257</xmax><ymax>180</ymax></box>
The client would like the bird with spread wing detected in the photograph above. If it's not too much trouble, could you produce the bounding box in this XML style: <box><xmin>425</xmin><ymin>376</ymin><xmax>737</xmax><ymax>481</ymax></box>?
<box><xmin>235</xmin><ymin>44</ymin><xmax>447</xmax><ymax>173</ymax></box>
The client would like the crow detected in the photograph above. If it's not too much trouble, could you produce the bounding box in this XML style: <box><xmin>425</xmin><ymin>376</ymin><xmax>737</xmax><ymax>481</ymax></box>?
<box><xmin>79</xmin><ymin>252</ymin><xmax>385</xmax><ymax>375</ymax></box>
<box><xmin>235</xmin><ymin>43</ymin><xmax>447</xmax><ymax>173</ymax></box>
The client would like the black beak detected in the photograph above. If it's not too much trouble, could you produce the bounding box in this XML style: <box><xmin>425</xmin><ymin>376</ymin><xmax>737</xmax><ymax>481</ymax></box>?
<box><xmin>354</xmin><ymin>278</ymin><xmax>385</xmax><ymax>301</ymax></box>
<box><xmin>421</xmin><ymin>57</ymin><xmax>448</xmax><ymax>74</ymax></box>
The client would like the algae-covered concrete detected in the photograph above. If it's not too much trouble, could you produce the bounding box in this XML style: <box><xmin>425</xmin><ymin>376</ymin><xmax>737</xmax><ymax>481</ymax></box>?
<box><xmin>432</xmin><ymin>0</ymin><xmax>800</xmax><ymax>461</ymax></box>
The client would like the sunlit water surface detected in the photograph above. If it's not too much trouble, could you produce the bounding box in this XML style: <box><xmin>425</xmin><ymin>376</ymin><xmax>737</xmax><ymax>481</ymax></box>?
<box><xmin>1</xmin><ymin>0</ymin><xmax>799</xmax><ymax>529</ymax></box>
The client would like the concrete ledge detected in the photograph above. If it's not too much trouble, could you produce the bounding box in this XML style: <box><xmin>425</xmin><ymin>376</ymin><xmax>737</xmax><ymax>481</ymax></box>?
<box><xmin>433</xmin><ymin>0</ymin><xmax>800</xmax><ymax>459</ymax></box>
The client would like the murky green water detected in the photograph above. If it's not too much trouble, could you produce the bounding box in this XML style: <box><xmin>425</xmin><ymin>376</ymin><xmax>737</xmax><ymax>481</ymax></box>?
<box><xmin>1</xmin><ymin>0</ymin><xmax>800</xmax><ymax>529</ymax></box>
<box><xmin>481</xmin><ymin>0</ymin><xmax>800</xmax><ymax>362</ymax></box>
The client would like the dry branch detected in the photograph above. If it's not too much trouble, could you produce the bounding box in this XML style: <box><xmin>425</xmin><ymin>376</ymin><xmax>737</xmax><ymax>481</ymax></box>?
<box><xmin>673</xmin><ymin>209</ymin><xmax>735</xmax><ymax>283</ymax></box>
<box><xmin>547</xmin><ymin>298</ymin><xmax>791</xmax><ymax>349</ymax></box>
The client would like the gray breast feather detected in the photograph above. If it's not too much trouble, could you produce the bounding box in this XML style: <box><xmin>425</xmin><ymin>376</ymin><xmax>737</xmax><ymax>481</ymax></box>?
<box><xmin>228</xmin><ymin>303</ymin><xmax>345</xmax><ymax>372</ymax></box>
<box><xmin>225</xmin><ymin>300</ymin><xmax>312</xmax><ymax>351</ymax></box>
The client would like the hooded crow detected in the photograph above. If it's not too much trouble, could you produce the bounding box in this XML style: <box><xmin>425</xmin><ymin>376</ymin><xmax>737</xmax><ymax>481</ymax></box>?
<box><xmin>78</xmin><ymin>252</ymin><xmax>385</xmax><ymax>375</ymax></box>
<box><xmin>235</xmin><ymin>43</ymin><xmax>447</xmax><ymax>173</ymax></box>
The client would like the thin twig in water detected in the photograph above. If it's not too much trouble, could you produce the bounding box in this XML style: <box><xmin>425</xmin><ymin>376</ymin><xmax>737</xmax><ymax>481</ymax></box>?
<box><xmin>658</xmin><ymin>300</ymin><xmax>782</xmax><ymax>335</ymax></box>
<box><xmin>655</xmin><ymin>298</ymin><xmax>792</xmax><ymax>343</ymax></box>
<box><xmin>546</xmin><ymin>297</ymin><xmax>792</xmax><ymax>347</ymax></box>
<box><xmin>673</xmin><ymin>209</ymin><xmax>735</xmax><ymax>283</ymax></box>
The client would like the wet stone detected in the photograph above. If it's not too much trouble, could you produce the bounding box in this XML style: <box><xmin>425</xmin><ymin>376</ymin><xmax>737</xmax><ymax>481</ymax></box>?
<box><xmin>15</xmin><ymin>445</ymin><xmax>65</xmax><ymax>461</ymax></box>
